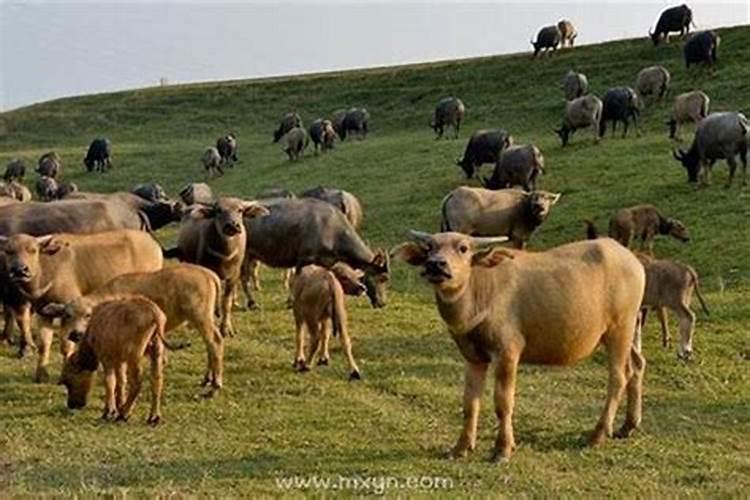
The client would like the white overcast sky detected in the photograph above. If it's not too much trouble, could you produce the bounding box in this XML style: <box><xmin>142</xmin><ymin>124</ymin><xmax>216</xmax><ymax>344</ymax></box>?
<box><xmin>1</xmin><ymin>1</ymin><xmax>748</xmax><ymax>110</ymax></box>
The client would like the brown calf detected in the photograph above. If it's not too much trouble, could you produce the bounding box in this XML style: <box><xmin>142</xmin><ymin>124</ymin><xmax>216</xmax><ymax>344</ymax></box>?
<box><xmin>608</xmin><ymin>204</ymin><xmax>690</xmax><ymax>252</ymax></box>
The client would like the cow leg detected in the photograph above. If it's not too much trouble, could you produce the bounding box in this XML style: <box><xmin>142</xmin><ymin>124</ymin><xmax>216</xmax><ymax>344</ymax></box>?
<box><xmin>740</xmin><ymin>147</ymin><xmax>748</xmax><ymax>186</ymax></box>
<box><xmin>616</xmin><ymin>340</ymin><xmax>646</xmax><ymax>439</ymax></box>
<box><xmin>491</xmin><ymin>347</ymin><xmax>521</xmax><ymax>463</ymax></box>
<box><xmin>725</xmin><ymin>155</ymin><xmax>738</xmax><ymax>188</ymax></box>
<box><xmin>240</xmin><ymin>258</ymin><xmax>259</xmax><ymax>309</ymax></box>
<box><xmin>147</xmin><ymin>337</ymin><xmax>165</xmax><ymax>426</ymax></box>
<box><xmin>219</xmin><ymin>280</ymin><xmax>235</xmax><ymax>337</ymax></box>
<box><xmin>15</xmin><ymin>303</ymin><xmax>35</xmax><ymax>357</ymax></box>
<box><xmin>622</xmin><ymin>119</ymin><xmax>629</xmax><ymax>138</ymax></box>
<box><xmin>293</xmin><ymin>313</ymin><xmax>308</xmax><ymax>372</ymax></box>
<box><xmin>317</xmin><ymin>320</ymin><xmax>331</xmax><ymax>366</ymax></box>
<box><xmin>611</xmin><ymin>120</ymin><xmax>616</xmax><ymax>137</ymax></box>
<box><xmin>338</xmin><ymin>321</ymin><xmax>361</xmax><ymax>380</ymax></box>
<box><xmin>657</xmin><ymin>307</ymin><xmax>670</xmax><ymax>348</ymax></box>
<box><xmin>449</xmin><ymin>361</ymin><xmax>489</xmax><ymax>459</ymax></box>
<box><xmin>590</xmin><ymin>326</ymin><xmax>630</xmax><ymax>446</ymax></box>
<box><xmin>199</xmin><ymin>320</ymin><xmax>224</xmax><ymax>391</ymax></box>
<box><xmin>1</xmin><ymin>306</ymin><xmax>13</xmax><ymax>345</ymax></box>
<box><xmin>116</xmin><ymin>362</ymin><xmax>128</xmax><ymax>413</ymax></box>
<box><xmin>284</xmin><ymin>269</ymin><xmax>296</xmax><ymax>308</ymax></box>
<box><xmin>34</xmin><ymin>321</ymin><xmax>56</xmax><ymax>383</ymax></box>
<box><xmin>307</xmin><ymin>320</ymin><xmax>322</xmax><ymax>365</ymax></box>
<box><xmin>102</xmin><ymin>367</ymin><xmax>118</xmax><ymax>421</ymax></box>
<box><xmin>675</xmin><ymin>304</ymin><xmax>696</xmax><ymax>360</ymax></box>
<box><xmin>119</xmin><ymin>360</ymin><xmax>142</xmax><ymax>421</ymax></box>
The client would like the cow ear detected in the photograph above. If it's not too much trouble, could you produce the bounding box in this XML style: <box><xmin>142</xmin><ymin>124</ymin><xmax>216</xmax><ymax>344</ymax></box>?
<box><xmin>38</xmin><ymin>236</ymin><xmax>67</xmax><ymax>255</ymax></box>
<box><xmin>188</xmin><ymin>205</ymin><xmax>216</xmax><ymax>219</ymax></box>
<box><xmin>547</xmin><ymin>192</ymin><xmax>562</xmax><ymax>205</ymax></box>
<box><xmin>390</xmin><ymin>242</ymin><xmax>428</xmax><ymax>267</ymax></box>
<box><xmin>335</xmin><ymin>273</ymin><xmax>367</xmax><ymax>296</ymax></box>
<box><xmin>242</xmin><ymin>202</ymin><xmax>270</xmax><ymax>219</ymax></box>
<box><xmin>472</xmin><ymin>247</ymin><xmax>515</xmax><ymax>268</ymax></box>
<box><xmin>39</xmin><ymin>303</ymin><xmax>66</xmax><ymax>319</ymax></box>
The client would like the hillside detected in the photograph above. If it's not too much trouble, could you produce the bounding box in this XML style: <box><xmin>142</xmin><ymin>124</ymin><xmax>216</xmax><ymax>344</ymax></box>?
<box><xmin>1</xmin><ymin>26</ymin><xmax>749</xmax><ymax>496</ymax></box>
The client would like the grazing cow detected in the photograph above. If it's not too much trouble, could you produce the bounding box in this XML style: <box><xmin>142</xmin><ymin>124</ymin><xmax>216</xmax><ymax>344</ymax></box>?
<box><xmin>586</xmin><ymin>204</ymin><xmax>690</xmax><ymax>252</ymax></box>
<box><xmin>165</xmin><ymin>198</ymin><xmax>269</xmax><ymax>337</ymax></box>
<box><xmin>340</xmin><ymin>108</ymin><xmax>370</xmax><ymax>140</ymax></box>
<box><xmin>273</xmin><ymin>113</ymin><xmax>303</xmax><ymax>143</ymax></box>
<box><xmin>283</xmin><ymin>127</ymin><xmax>309</xmax><ymax>161</ymax></box>
<box><xmin>637</xmin><ymin>253</ymin><xmax>708</xmax><ymax>360</ymax></box>
<box><xmin>668</xmin><ymin>91</ymin><xmax>710</xmax><ymax>139</ymax></box>
<box><xmin>0</xmin><ymin>230</ymin><xmax>163</xmax><ymax>381</ymax></box>
<box><xmin>309</xmin><ymin>119</ymin><xmax>337</xmax><ymax>154</ymax></box>
<box><xmin>35</xmin><ymin>176</ymin><xmax>58</xmax><ymax>202</ymax></box>
<box><xmin>555</xmin><ymin>94</ymin><xmax>603</xmax><ymax>146</ymax></box>
<box><xmin>43</xmin><ymin>264</ymin><xmax>225</xmax><ymax>392</ymax></box>
<box><xmin>291</xmin><ymin>263</ymin><xmax>366</xmax><ymax>379</ymax></box>
<box><xmin>240</xmin><ymin>198</ymin><xmax>390</xmax><ymax>310</ymax></box>
<box><xmin>650</xmin><ymin>4</ymin><xmax>694</xmax><ymax>45</ymax></box>
<box><xmin>216</xmin><ymin>133</ymin><xmax>238</xmax><ymax>166</ymax></box>
<box><xmin>440</xmin><ymin>187</ymin><xmax>561</xmax><ymax>249</ymax></box>
<box><xmin>482</xmin><ymin>144</ymin><xmax>545</xmax><ymax>191</ymax></box>
<box><xmin>3</xmin><ymin>159</ymin><xmax>26</xmax><ymax>182</ymax></box>
<box><xmin>202</xmin><ymin>146</ymin><xmax>223</xmax><ymax>177</ymax></box>
<box><xmin>673</xmin><ymin>112</ymin><xmax>748</xmax><ymax>186</ymax></box>
<box><xmin>557</xmin><ymin>19</ymin><xmax>577</xmax><ymax>47</ymax></box>
<box><xmin>431</xmin><ymin>97</ymin><xmax>466</xmax><ymax>139</ymax></box>
<box><xmin>58</xmin><ymin>296</ymin><xmax>167</xmax><ymax>425</ymax></box>
<box><xmin>684</xmin><ymin>31</ymin><xmax>720</xmax><ymax>68</ymax></box>
<box><xmin>635</xmin><ymin>65</ymin><xmax>671</xmax><ymax>103</ymax></box>
<box><xmin>456</xmin><ymin>129</ymin><xmax>513</xmax><ymax>179</ymax></box>
<box><xmin>600</xmin><ymin>87</ymin><xmax>640</xmax><ymax>138</ymax></box>
<box><xmin>64</xmin><ymin>192</ymin><xmax>182</xmax><ymax>231</ymax></box>
<box><xmin>300</xmin><ymin>185</ymin><xmax>363</xmax><ymax>229</ymax></box>
<box><xmin>37</xmin><ymin>152</ymin><xmax>61</xmax><ymax>178</ymax></box>
<box><xmin>562</xmin><ymin>70</ymin><xmax>588</xmax><ymax>101</ymax></box>
<box><xmin>179</xmin><ymin>182</ymin><xmax>214</xmax><ymax>206</ymax></box>
<box><xmin>392</xmin><ymin>231</ymin><xmax>646</xmax><ymax>462</ymax></box>
<box><xmin>83</xmin><ymin>138</ymin><xmax>112</xmax><ymax>172</ymax></box>
<box><xmin>531</xmin><ymin>25</ymin><xmax>562</xmax><ymax>57</ymax></box>
<box><xmin>131</xmin><ymin>183</ymin><xmax>168</xmax><ymax>203</ymax></box>
<box><xmin>331</xmin><ymin>109</ymin><xmax>348</xmax><ymax>138</ymax></box>
<box><xmin>0</xmin><ymin>181</ymin><xmax>32</xmax><ymax>202</ymax></box>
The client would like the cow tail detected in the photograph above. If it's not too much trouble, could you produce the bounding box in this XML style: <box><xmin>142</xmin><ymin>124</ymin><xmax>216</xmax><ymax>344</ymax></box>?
<box><xmin>440</xmin><ymin>193</ymin><xmax>453</xmax><ymax>232</ymax></box>
<box><xmin>584</xmin><ymin>219</ymin><xmax>599</xmax><ymax>240</ymax></box>
<box><xmin>689</xmin><ymin>267</ymin><xmax>710</xmax><ymax>316</ymax></box>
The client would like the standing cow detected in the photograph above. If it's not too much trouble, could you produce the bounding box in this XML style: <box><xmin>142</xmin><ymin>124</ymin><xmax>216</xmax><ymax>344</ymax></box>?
<box><xmin>83</xmin><ymin>138</ymin><xmax>112</xmax><ymax>172</ymax></box>
<box><xmin>340</xmin><ymin>108</ymin><xmax>370</xmax><ymax>141</ymax></box>
<box><xmin>3</xmin><ymin>159</ymin><xmax>26</xmax><ymax>182</ymax></box>
<box><xmin>555</xmin><ymin>94</ymin><xmax>603</xmax><ymax>146</ymax></box>
<box><xmin>283</xmin><ymin>127</ymin><xmax>309</xmax><ymax>161</ymax></box>
<box><xmin>557</xmin><ymin>19</ymin><xmax>578</xmax><ymax>47</ymax></box>
<box><xmin>431</xmin><ymin>97</ymin><xmax>466</xmax><ymax>139</ymax></box>
<box><xmin>37</xmin><ymin>152</ymin><xmax>61</xmax><ymax>178</ymax></box>
<box><xmin>668</xmin><ymin>90</ymin><xmax>710</xmax><ymax>140</ymax></box>
<box><xmin>562</xmin><ymin>70</ymin><xmax>588</xmax><ymax>101</ymax></box>
<box><xmin>650</xmin><ymin>4</ymin><xmax>694</xmax><ymax>45</ymax></box>
<box><xmin>309</xmin><ymin>119</ymin><xmax>337</xmax><ymax>154</ymax></box>
<box><xmin>531</xmin><ymin>25</ymin><xmax>562</xmax><ymax>57</ymax></box>
<box><xmin>482</xmin><ymin>144</ymin><xmax>545</xmax><ymax>192</ymax></box>
<box><xmin>456</xmin><ymin>129</ymin><xmax>513</xmax><ymax>179</ymax></box>
<box><xmin>216</xmin><ymin>133</ymin><xmax>238</xmax><ymax>166</ymax></box>
<box><xmin>684</xmin><ymin>31</ymin><xmax>720</xmax><ymax>69</ymax></box>
<box><xmin>600</xmin><ymin>87</ymin><xmax>640</xmax><ymax>138</ymax></box>
<box><xmin>202</xmin><ymin>146</ymin><xmax>223</xmax><ymax>177</ymax></box>
<box><xmin>635</xmin><ymin>65</ymin><xmax>671</xmax><ymax>104</ymax></box>
<box><xmin>273</xmin><ymin>113</ymin><xmax>303</xmax><ymax>143</ymax></box>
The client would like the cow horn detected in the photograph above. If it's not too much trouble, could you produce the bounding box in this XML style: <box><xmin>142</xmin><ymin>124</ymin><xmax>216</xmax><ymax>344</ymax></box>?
<box><xmin>471</xmin><ymin>236</ymin><xmax>510</xmax><ymax>247</ymax></box>
<box><xmin>408</xmin><ymin>230</ymin><xmax>433</xmax><ymax>245</ymax></box>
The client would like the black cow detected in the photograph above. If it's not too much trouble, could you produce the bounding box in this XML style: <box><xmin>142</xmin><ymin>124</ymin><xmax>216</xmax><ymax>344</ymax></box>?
<box><xmin>600</xmin><ymin>87</ymin><xmax>640</xmax><ymax>138</ymax></box>
<box><xmin>650</xmin><ymin>4</ymin><xmax>693</xmax><ymax>45</ymax></box>
<box><xmin>531</xmin><ymin>25</ymin><xmax>562</xmax><ymax>57</ymax></box>
<box><xmin>83</xmin><ymin>138</ymin><xmax>112</xmax><ymax>172</ymax></box>
<box><xmin>456</xmin><ymin>129</ymin><xmax>512</xmax><ymax>179</ymax></box>
<box><xmin>684</xmin><ymin>31</ymin><xmax>720</xmax><ymax>68</ymax></box>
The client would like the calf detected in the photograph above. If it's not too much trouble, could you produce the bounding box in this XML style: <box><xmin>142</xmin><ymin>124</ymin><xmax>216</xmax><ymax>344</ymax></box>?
<box><xmin>456</xmin><ymin>129</ymin><xmax>513</xmax><ymax>179</ymax></box>
<box><xmin>555</xmin><ymin>94</ymin><xmax>602</xmax><ymax>146</ymax></box>
<box><xmin>587</xmin><ymin>204</ymin><xmax>690</xmax><ymax>252</ymax></box>
<box><xmin>309</xmin><ymin>119</ymin><xmax>337</xmax><ymax>154</ymax></box>
<box><xmin>557</xmin><ymin>19</ymin><xmax>577</xmax><ymax>47</ymax></box>
<box><xmin>441</xmin><ymin>187</ymin><xmax>561</xmax><ymax>249</ymax></box>
<box><xmin>131</xmin><ymin>183</ymin><xmax>168</xmax><ymax>203</ymax></box>
<box><xmin>283</xmin><ymin>127</ymin><xmax>309</xmax><ymax>161</ymax></box>
<box><xmin>668</xmin><ymin>91</ymin><xmax>710</xmax><ymax>140</ymax></box>
<box><xmin>216</xmin><ymin>133</ymin><xmax>238</xmax><ymax>166</ymax></box>
<box><xmin>600</xmin><ymin>87</ymin><xmax>640</xmax><ymax>138</ymax></box>
<box><xmin>531</xmin><ymin>25</ymin><xmax>561</xmax><ymax>57</ymax></box>
<box><xmin>202</xmin><ymin>147</ymin><xmax>223</xmax><ymax>177</ymax></box>
<box><xmin>482</xmin><ymin>144</ymin><xmax>544</xmax><ymax>191</ymax></box>
<box><xmin>58</xmin><ymin>295</ymin><xmax>167</xmax><ymax>425</ymax></box>
<box><xmin>291</xmin><ymin>263</ymin><xmax>366</xmax><ymax>379</ymax></box>
<box><xmin>431</xmin><ymin>97</ymin><xmax>466</xmax><ymax>139</ymax></box>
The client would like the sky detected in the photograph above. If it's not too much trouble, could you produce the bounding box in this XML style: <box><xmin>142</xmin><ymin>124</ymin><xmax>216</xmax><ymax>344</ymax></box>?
<box><xmin>1</xmin><ymin>1</ymin><xmax>748</xmax><ymax>111</ymax></box>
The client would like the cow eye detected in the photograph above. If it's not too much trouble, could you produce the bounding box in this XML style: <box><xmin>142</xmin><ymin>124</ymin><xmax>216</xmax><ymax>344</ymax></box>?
<box><xmin>458</xmin><ymin>244</ymin><xmax>469</xmax><ymax>254</ymax></box>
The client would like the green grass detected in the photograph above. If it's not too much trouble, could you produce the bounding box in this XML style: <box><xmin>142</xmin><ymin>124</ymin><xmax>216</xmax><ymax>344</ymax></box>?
<box><xmin>1</xmin><ymin>26</ymin><xmax>750</xmax><ymax>497</ymax></box>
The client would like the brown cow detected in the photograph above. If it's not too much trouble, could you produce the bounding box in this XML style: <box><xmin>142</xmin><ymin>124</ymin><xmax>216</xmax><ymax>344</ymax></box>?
<box><xmin>42</xmin><ymin>263</ymin><xmax>225</xmax><ymax>392</ymax></box>
<box><xmin>0</xmin><ymin>230</ymin><xmax>163</xmax><ymax>381</ymax></box>
<box><xmin>58</xmin><ymin>295</ymin><xmax>167</xmax><ymax>425</ymax></box>
<box><xmin>393</xmin><ymin>231</ymin><xmax>645</xmax><ymax>462</ymax></box>
<box><xmin>607</xmin><ymin>204</ymin><xmax>690</xmax><ymax>252</ymax></box>
<box><xmin>165</xmin><ymin>198</ymin><xmax>269</xmax><ymax>337</ymax></box>
<box><xmin>291</xmin><ymin>263</ymin><xmax>366</xmax><ymax>379</ymax></box>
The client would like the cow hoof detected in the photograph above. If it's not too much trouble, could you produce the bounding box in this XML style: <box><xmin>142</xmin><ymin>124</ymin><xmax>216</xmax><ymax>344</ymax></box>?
<box><xmin>147</xmin><ymin>415</ymin><xmax>162</xmax><ymax>427</ymax></box>
<box><xmin>295</xmin><ymin>361</ymin><xmax>309</xmax><ymax>373</ymax></box>
<box><xmin>614</xmin><ymin>423</ymin><xmax>638</xmax><ymax>439</ymax></box>
<box><xmin>349</xmin><ymin>370</ymin><xmax>361</xmax><ymax>381</ymax></box>
<box><xmin>446</xmin><ymin>446</ymin><xmax>470</xmax><ymax>460</ymax></box>
<box><xmin>33</xmin><ymin>367</ymin><xmax>49</xmax><ymax>384</ymax></box>
<box><xmin>116</xmin><ymin>414</ymin><xmax>129</xmax><ymax>423</ymax></box>
<box><xmin>588</xmin><ymin>428</ymin><xmax>609</xmax><ymax>447</ymax></box>
<box><xmin>246</xmin><ymin>301</ymin><xmax>259</xmax><ymax>311</ymax></box>
<box><xmin>102</xmin><ymin>410</ymin><xmax>118</xmax><ymax>421</ymax></box>
<box><xmin>489</xmin><ymin>451</ymin><xmax>511</xmax><ymax>464</ymax></box>
<box><xmin>317</xmin><ymin>358</ymin><xmax>329</xmax><ymax>366</ymax></box>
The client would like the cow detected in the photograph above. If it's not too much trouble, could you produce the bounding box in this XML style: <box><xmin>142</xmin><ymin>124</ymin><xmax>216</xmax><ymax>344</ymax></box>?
<box><xmin>35</xmin><ymin>176</ymin><xmax>59</xmax><ymax>202</ymax></box>
<box><xmin>55</xmin><ymin>181</ymin><xmax>78</xmax><ymax>199</ymax></box>
<box><xmin>673</xmin><ymin>112</ymin><xmax>748</xmax><ymax>186</ymax></box>
<box><xmin>63</xmin><ymin>192</ymin><xmax>182</xmax><ymax>231</ymax></box>
<box><xmin>37</xmin><ymin>152</ymin><xmax>61</xmax><ymax>178</ymax></box>
<box><xmin>456</xmin><ymin>129</ymin><xmax>513</xmax><ymax>179</ymax></box>
<box><xmin>531</xmin><ymin>25</ymin><xmax>562</xmax><ymax>57</ymax></box>
<box><xmin>684</xmin><ymin>30</ymin><xmax>720</xmax><ymax>68</ymax></box>
<box><xmin>440</xmin><ymin>187</ymin><xmax>560</xmax><ymax>249</ymax></box>
<box><xmin>42</xmin><ymin>264</ymin><xmax>225</xmax><ymax>393</ymax></box>
<box><xmin>431</xmin><ymin>97</ymin><xmax>466</xmax><ymax>139</ymax></box>
<box><xmin>586</xmin><ymin>204</ymin><xmax>690</xmax><ymax>252</ymax></box>
<box><xmin>216</xmin><ymin>133</ymin><xmax>238</xmax><ymax>166</ymax></box>
<box><xmin>240</xmin><ymin>198</ymin><xmax>390</xmax><ymax>310</ymax></box>
<box><xmin>562</xmin><ymin>70</ymin><xmax>588</xmax><ymax>101</ymax></box>
<box><xmin>392</xmin><ymin>231</ymin><xmax>646</xmax><ymax>462</ymax></box>
<box><xmin>668</xmin><ymin>91</ymin><xmax>710</xmax><ymax>140</ymax></box>
<box><xmin>273</xmin><ymin>113</ymin><xmax>303</xmax><ymax>143</ymax></box>
<box><xmin>164</xmin><ymin>198</ymin><xmax>269</xmax><ymax>337</ymax></box>
<box><xmin>291</xmin><ymin>263</ymin><xmax>366</xmax><ymax>379</ymax></box>
<box><xmin>58</xmin><ymin>296</ymin><xmax>167</xmax><ymax>425</ymax></box>
<box><xmin>0</xmin><ymin>230</ymin><xmax>163</xmax><ymax>381</ymax></box>
<box><xmin>309</xmin><ymin>119</ymin><xmax>337</xmax><ymax>154</ymax></box>
<box><xmin>635</xmin><ymin>65</ymin><xmax>671</xmax><ymax>103</ymax></box>
<box><xmin>201</xmin><ymin>146</ymin><xmax>223</xmax><ymax>177</ymax></box>
<box><xmin>482</xmin><ymin>145</ymin><xmax>545</xmax><ymax>191</ymax></box>
<box><xmin>331</xmin><ymin>109</ymin><xmax>348</xmax><ymax>139</ymax></box>
<box><xmin>650</xmin><ymin>4</ymin><xmax>694</xmax><ymax>45</ymax></box>
<box><xmin>600</xmin><ymin>87</ymin><xmax>640</xmax><ymax>138</ymax></box>
<box><xmin>0</xmin><ymin>181</ymin><xmax>32</xmax><ymax>202</ymax></box>
<box><xmin>3</xmin><ymin>159</ymin><xmax>26</xmax><ymax>182</ymax></box>
<box><xmin>340</xmin><ymin>108</ymin><xmax>370</xmax><ymax>140</ymax></box>
<box><xmin>555</xmin><ymin>94</ymin><xmax>602</xmax><ymax>146</ymax></box>
<box><xmin>131</xmin><ymin>183</ymin><xmax>168</xmax><ymax>203</ymax></box>
<box><xmin>283</xmin><ymin>127</ymin><xmax>309</xmax><ymax>161</ymax></box>
<box><xmin>557</xmin><ymin>19</ymin><xmax>578</xmax><ymax>47</ymax></box>
<box><xmin>83</xmin><ymin>138</ymin><xmax>112</xmax><ymax>172</ymax></box>
<box><xmin>300</xmin><ymin>186</ymin><xmax>363</xmax><ymax>229</ymax></box>
<box><xmin>179</xmin><ymin>182</ymin><xmax>214</xmax><ymax>206</ymax></box>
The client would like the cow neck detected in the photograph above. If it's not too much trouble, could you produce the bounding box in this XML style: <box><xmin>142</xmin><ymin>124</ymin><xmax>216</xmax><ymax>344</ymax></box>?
<box><xmin>205</xmin><ymin>224</ymin><xmax>240</xmax><ymax>261</ymax></box>
<box><xmin>16</xmin><ymin>273</ymin><xmax>54</xmax><ymax>303</ymax></box>
<box><xmin>435</xmin><ymin>272</ymin><xmax>490</xmax><ymax>337</ymax></box>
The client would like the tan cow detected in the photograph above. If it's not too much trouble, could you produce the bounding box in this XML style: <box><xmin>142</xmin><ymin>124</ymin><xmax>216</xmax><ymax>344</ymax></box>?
<box><xmin>637</xmin><ymin>253</ymin><xmax>709</xmax><ymax>359</ymax></box>
<box><xmin>0</xmin><ymin>230</ymin><xmax>163</xmax><ymax>381</ymax></box>
<box><xmin>393</xmin><ymin>231</ymin><xmax>645</xmax><ymax>462</ymax></box>
<box><xmin>557</xmin><ymin>19</ymin><xmax>578</xmax><ymax>47</ymax></box>
<box><xmin>291</xmin><ymin>263</ymin><xmax>366</xmax><ymax>379</ymax></box>
<box><xmin>58</xmin><ymin>295</ymin><xmax>167</xmax><ymax>425</ymax></box>
<box><xmin>0</xmin><ymin>180</ymin><xmax>32</xmax><ymax>202</ymax></box>
<box><xmin>42</xmin><ymin>263</ymin><xmax>225</xmax><ymax>392</ymax></box>
<box><xmin>165</xmin><ymin>197</ymin><xmax>269</xmax><ymax>337</ymax></box>
<box><xmin>668</xmin><ymin>91</ymin><xmax>710</xmax><ymax>140</ymax></box>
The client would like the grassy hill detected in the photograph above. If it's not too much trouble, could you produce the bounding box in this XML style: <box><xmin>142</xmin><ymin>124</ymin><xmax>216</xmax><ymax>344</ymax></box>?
<box><xmin>1</xmin><ymin>26</ymin><xmax>749</xmax><ymax>496</ymax></box>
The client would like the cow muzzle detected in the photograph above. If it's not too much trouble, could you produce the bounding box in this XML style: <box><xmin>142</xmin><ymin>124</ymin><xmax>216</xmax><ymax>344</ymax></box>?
<box><xmin>9</xmin><ymin>265</ymin><xmax>32</xmax><ymax>282</ymax></box>
<box><xmin>422</xmin><ymin>259</ymin><xmax>452</xmax><ymax>283</ymax></box>
<box><xmin>222</xmin><ymin>223</ymin><xmax>241</xmax><ymax>237</ymax></box>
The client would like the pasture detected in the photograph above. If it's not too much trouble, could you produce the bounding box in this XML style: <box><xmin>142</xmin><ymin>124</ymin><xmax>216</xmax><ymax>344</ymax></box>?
<box><xmin>1</xmin><ymin>26</ymin><xmax>749</xmax><ymax>496</ymax></box>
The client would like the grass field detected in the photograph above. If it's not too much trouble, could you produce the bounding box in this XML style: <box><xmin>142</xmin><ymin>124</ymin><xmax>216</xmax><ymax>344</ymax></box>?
<box><xmin>1</xmin><ymin>26</ymin><xmax>749</xmax><ymax>496</ymax></box>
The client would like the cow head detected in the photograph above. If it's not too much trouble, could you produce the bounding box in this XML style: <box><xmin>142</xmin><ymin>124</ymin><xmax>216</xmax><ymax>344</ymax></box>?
<box><xmin>191</xmin><ymin>198</ymin><xmax>269</xmax><ymax>238</ymax></box>
<box><xmin>331</xmin><ymin>263</ymin><xmax>367</xmax><ymax>297</ymax></box>
<box><xmin>392</xmin><ymin>231</ymin><xmax>510</xmax><ymax>298</ymax></box>
<box><xmin>142</xmin><ymin>199</ymin><xmax>184</xmax><ymax>230</ymax></box>
<box><xmin>362</xmin><ymin>250</ymin><xmax>390</xmax><ymax>308</ymax></box>
<box><xmin>527</xmin><ymin>191</ymin><xmax>562</xmax><ymax>225</ymax></box>
<box><xmin>649</xmin><ymin>29</ymin><xmax>662</xmax><ymax>46</ymax></box>
<box><xmin>40</xmin><ymin>298</ymin><xmax>94</xmax><ymax>349</ymax></box>
<box><xmin>273</xmin><ymin>127</ymin><xmax>284</xmax><ymax>143</ymax></box>
<box><xmin>554</xmin><ymin>126</ymin><xmax>572</xmax><ymax>146</ymax></box>
<box><xmin>58</xmin><ymin>333</ymin><xmax>98</xmax><ymax>409</ymax></box>
<box><xmin>672</xmin><ymin>148</ymin><xmax>700</xmax><ymax>183</ymax></box>
<box><xmin>82</xmin><ymin>156</ymin><xmax>95</xmax><ymax>172</ymax></box>
<box><xmin>455</xmin><ymin>157</ymin><xmax>474</xmax><ymax>179</ymax></box>
<box><xmin>0</xmin><ymin>234</ymin><xmax>69</xmax><ymax>288</ymax></box>
<box><xmin>660</xmin><ymin>217</ymin><xmax>690</xmax><ymax>242</ymax></box>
